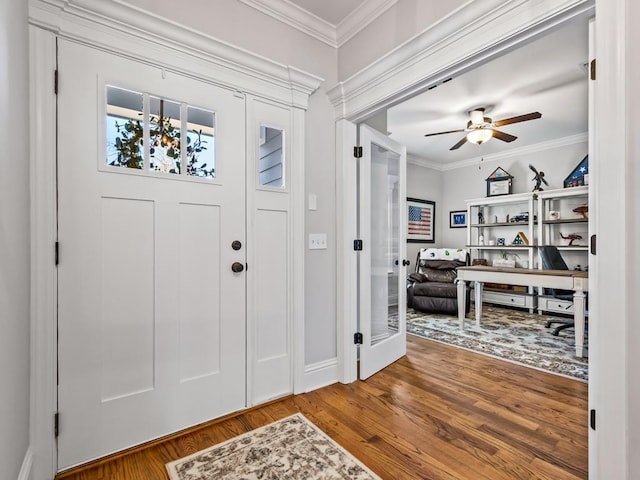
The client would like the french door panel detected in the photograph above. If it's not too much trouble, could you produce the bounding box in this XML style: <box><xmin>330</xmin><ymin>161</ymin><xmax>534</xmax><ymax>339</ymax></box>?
<box><xmin>358</xmin><ymin>125</ymin><xmax>408</xmax><ymax>380</ymax></box>
<box><xmin>56</xmin><ymin>39</ymin><xmax>246</xmax><ymax>469</ymax></box>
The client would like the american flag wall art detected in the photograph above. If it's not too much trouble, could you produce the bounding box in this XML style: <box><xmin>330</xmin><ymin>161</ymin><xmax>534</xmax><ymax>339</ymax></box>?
<box><xmin>407</xmin><ymin>198</ymin><xmax>435</xmax><ymax>243</ymax></box>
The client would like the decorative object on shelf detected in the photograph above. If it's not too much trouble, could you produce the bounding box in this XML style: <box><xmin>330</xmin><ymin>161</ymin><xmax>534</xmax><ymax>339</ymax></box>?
<box><xmin>493</xmin><ymin>250</ymin><xmax>519</xmax><ymax>268</ymax></box>
<box><xmin>449</xmin><ymin>210</ymin><xmax>467</xmax><ymax>228</ymax></box>
<box><xmin>563</xmin><ymin>154</ymin><xmax>589</xmax><ymax>188</ymax></box>
<box><xmin>479</xmin><ymin>235</ymin><xmax>485</xmax><ymax>245</ymax></box>
<box><xmin>529</xmin><ymin>164</ymin><xmax>549</xmax><ymax>191</ymax></box>
<box><xmin>512</xmin><ymin>231</ymin><xmax>529</xmax><ymax>245</ymax></box>
<box><xmin>496</xmin><ymin>237</ymin><xmax>506</xmax><ymax>246</ymax></box>
<box><xmin>509</xmin><ymin>212</ymin><xmax>529</xmax><ymax>223</ymax></box>
<box><xmin>548</xmin><ymin>210</ymin><xmax>560</xmax><ymax>220</ymax></box>
<box><xmin>407</xmin><ymin>197</ymin><xmax>435</xmax><ymax>243</ymax></box>
<box><xmin>477</xmin><ymin>209</ymin><xmax>485</xmax><ymax>224</ymax></box>
<box><xmin>485</xmin><ymin>167</ymin><xmax>513</xmax><ymax>197</ymax></box>
<box><xmin>573</xmin><ymin>204</ymin><xmax>588</xmax><ymax>219</ymax></box>
<box><xmin>472</xmin><ymin>258</ymin><xmax>489</xmax><ymax>266</ymax></box>
<box><xmin>560</xmin><ymin>232</ymin><xmax>583</xmax><ymax>246</ymax></box>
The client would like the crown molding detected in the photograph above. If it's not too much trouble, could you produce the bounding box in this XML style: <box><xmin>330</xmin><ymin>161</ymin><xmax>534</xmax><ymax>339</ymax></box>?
<box><xmin>336</xmin><ymin>0</ymin><xmax>398</xmax><ymax>47</ymax></box>
<box><xmin>407</xmin><ymin>153</ymin><xmax>441</xmax><ymax>171</ymax></box>
<box><xmin>29</xmin><ymin>0</ymin><xmax>323</xmax><ymax>109</ymax></box>
<box><xmin>439</xmin><ymin>132</ymin><xmax>589</xmax><ymax>171</ymax></box>
<box><xmin>238</xmin><ymin>0</ymin><xmax>398</xmax><ymax>49</ymax></box>
<box><xmin>407</xmin><ymin>132</ymin><xmax>588</xmax><ymax>172</ymax></box>
<box><xmin>238</xmin><ymin>0</ymin><xmax>336</xmax><ymax>47</ymax></box>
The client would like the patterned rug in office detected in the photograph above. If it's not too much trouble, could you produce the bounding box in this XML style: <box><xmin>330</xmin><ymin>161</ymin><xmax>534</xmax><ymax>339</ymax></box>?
<box><xmin>398</xmin><ymin>305</ymin><xmax>588</xmax><ymax>382</ymax></box>
<box><xmin>166</xmin><ymin>413</ymin><xmax>381</xmax><ymax>480</ymax></box>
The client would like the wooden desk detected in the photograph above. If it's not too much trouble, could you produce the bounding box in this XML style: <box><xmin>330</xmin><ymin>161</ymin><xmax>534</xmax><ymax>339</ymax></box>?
<box><xmin>456</xmin><ymin>266</ymin><xmax>588</xmax><ymax>357</ymax></box>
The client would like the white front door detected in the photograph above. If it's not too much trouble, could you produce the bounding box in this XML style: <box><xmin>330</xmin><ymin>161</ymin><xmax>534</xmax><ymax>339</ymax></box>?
<box><xmin>358</xmin><ymin>125</ymin><xmax>408</xmax><ymax>379</ymax></box>
<box><xmin>56</xmin><ymin>39</ymin><xmax>247</xmax><ymax>469</ymax></box>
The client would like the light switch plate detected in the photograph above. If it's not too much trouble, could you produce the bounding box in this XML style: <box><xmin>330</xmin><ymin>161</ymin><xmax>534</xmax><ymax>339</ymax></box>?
<box><xmin>309</xmin><ymin>233</ymin><xmax>327</xmax><ymax>250</ymax></box>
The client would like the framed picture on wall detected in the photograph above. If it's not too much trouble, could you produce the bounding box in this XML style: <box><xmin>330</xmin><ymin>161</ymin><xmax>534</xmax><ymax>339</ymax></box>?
<box><xmin>407</xmin><ymin>197</ymin><xmax>435</xmax><ymax>243</ymax></box>
<box><xmin>449</xmin><ymin>210</ymin><xmax>467</xmax><ymax>228</ymax></box>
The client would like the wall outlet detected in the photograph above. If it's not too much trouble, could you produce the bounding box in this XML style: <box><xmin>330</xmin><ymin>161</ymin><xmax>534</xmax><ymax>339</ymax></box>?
<box><xmin>309</xmin><ymin>233</ymin><xmax>327</xmax><ymax>250</ymax></box>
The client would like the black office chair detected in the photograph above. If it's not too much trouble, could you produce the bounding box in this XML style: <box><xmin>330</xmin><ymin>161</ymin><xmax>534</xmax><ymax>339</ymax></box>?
<box><xmin>538</xmin><ymin>246</ymin><xmax>576</xmax><ymax>336</ymax></box>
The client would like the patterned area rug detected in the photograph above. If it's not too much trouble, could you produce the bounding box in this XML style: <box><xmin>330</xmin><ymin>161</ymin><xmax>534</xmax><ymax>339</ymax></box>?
<box><xmin>399</xmin><ymin>305</ymin><xmax>588</xmax><ymax>381</ymax></box>
<box><xmin>166</xmin><ymin>413</ymin><xmax>381</xmax><ymax>480</ymax></box>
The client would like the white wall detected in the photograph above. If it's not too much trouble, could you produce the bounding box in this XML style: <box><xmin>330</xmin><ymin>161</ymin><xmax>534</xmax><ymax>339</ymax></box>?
<box><xmin>0</xmin><ymin>0</ymin><xmax>31</xmax><ymax>477</ymax></box>
<box><xmin>124</xmin><ymin>0</ymin><xmax>339</xmax><ymax>365</ymax></box>
<box><xmin>337</xmin><ymin>0</ymin><xmax>466</xmax><ymax>80</ymax></box>
<box><xmin>405</xmin><ymin>160</ymin><xmax>442</xmax><ymax>264</ymax></box>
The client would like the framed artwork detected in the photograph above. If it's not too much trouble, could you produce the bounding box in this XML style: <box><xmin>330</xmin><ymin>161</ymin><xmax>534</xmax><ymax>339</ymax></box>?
<box><xmin>449</xmin><ymin>210</ymin><xmax>467</xmax><ymax>228</ymax></box>
<box><xmin>407</xmin><ymin>197</ymin><xmax>435</xmax><ymax>243</ymax></box>
<box><xmin>485</xmin><ymin>166</ymin><xmax>513</xmax><ymax>197</ymax></box>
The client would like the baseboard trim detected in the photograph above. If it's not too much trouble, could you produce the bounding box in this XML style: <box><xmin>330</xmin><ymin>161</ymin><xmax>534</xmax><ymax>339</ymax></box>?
<box><xmin>303</xmin><ymin>358</ymin><xmax>338</xmax><ymax>392</ymax></box>
<box><xmin>18</xmin><ymin>447</ymin><xmax>33</xmax><ymax>480</ymax></box>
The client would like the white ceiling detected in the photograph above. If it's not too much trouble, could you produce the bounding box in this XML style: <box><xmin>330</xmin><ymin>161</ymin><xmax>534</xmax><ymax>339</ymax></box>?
<box><xmin>287</xmin><ymin>0</ymin><xmax>365</xmax><ymax>25</ymax></box>
<box><xmin>387</xmin><ymin>18</ymin><xmax>589</xmax><ymax>167</ymax></box>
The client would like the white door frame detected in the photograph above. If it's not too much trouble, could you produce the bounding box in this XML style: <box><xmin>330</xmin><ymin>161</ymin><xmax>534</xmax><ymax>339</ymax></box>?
<box><xmin>28</xmin><ymin>2</ymin><xmax>321</xmax><ymax>478</ymax></box>
<box><xmin>331</xmin><ymin>0</ymin><xmax>596</xmax><ymax>383</ymax></box>
<box><xmin>331</xmin><ymin>0</ymin><xmax>637</xmax><ymax>478</ymax></box>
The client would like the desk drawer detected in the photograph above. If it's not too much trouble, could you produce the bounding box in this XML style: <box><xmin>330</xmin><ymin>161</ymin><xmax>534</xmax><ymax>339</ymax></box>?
<box><xmin>537</xmin><ymin>295</ymin><xmax>587</xmax><ymax>315</ymax></box>
<box><xmin>482</xmin><ymin>290</ymin><xmax>534</xmax><ymax>308</ymax></box>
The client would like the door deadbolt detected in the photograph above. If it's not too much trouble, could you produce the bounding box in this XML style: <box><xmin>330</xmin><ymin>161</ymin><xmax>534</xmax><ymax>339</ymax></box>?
<box><xmin>231</xmin><ymin>240</ymin><xmax>242</xmax><ymax>251</ymax></box>
<box><xmin>231</xmin><ymin>262</ymin><xmax>245</xmax><ymax>273</ymax></box>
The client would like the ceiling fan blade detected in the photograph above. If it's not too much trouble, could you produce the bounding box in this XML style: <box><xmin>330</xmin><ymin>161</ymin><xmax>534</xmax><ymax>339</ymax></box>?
<box><xmin>450</xmin><ymin>136</ymin><xmax>468</xmax><ymax>150</ymax></box>
<box><xmin>493</xmin><ymin>112</ymin><xmax>542</xmax><ymax>127</ymax></box>
<box><xmin>424</xmin><ymin>128</ymin><xmax>465</xmax><ymax>137</ymax></box>
<box><xmin>492</xmin><ymin>129</ymin><xmax>518</xmax><ymax>143</ymax></box>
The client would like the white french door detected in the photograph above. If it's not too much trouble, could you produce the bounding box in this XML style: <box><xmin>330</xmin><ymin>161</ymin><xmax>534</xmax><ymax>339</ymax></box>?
<box><xmin>358</xmin><ymin>125</ymin><xmax>408</xmax><ymax>379</ymax></box>
<box><xmin>56</xmin><ymin>39</ymin><xmax>247</xmax><ymax>469</ymax></box>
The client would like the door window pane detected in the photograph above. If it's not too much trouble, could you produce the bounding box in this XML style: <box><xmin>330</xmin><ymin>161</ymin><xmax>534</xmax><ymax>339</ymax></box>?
<box><xmin>258</xmin><ymin>126</ymin><xmax>284</xmax><ymax>187</ymax></box>
<box><xmin>149</xmin><ymin>96</ymin><xmax>181</xmax><ymax>175</ymax></box>
<box><xmin>186</xmin><ymin>106</ymin><xmax>215</xmax><ymax>178</ymax></box>
<box><xmin>106</xmin><ymin>86</ymin><xmax>144</xmax><ymax>169</ymax></box>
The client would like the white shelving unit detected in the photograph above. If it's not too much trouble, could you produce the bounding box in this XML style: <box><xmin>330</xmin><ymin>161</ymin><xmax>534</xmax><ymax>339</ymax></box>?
<box><xmin>536</xmin><ymin>186</ymin><xmax>589</xmax><ymax>315</ymax></box>
<box><xmin>465</xmin><ymin>192</ymin><xmax>537</xmax><ymax>310</ymax></box>
<box><xmin>464</xmin><ymin>187</ymin><xmax>589</xmax><ymax>315</ymax></box>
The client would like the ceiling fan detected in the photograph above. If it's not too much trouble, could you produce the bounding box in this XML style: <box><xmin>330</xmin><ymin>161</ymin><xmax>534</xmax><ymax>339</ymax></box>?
<box><xmin>424</xmin><ymin>108</ymin><xmax>542</xmax><ymax>150</ymax></box>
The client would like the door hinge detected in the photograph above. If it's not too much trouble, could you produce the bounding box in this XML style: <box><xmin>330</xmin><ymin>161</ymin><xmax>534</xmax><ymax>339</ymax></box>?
<box><xmin>590</xmin><ymin>234</ymin><xmax>596</xmax><ymax>255</ymax></box>
<box><xmin>353</xmin><ymin>146</ymin><xmax>363</xmax><ymax>158</ymax></box>
<box><xmin>353</xmin><ymin>239</ymin><xmax>363</xmax><ymax>251</ymax></box>
<box><xmin>354</xmin><ymin>332</ymin><xmax>363</xmax><ymax>345</ymax></box>
<box><xmin>54</xmin><ymin>412</ymin><xmax>60</xmax><ymax>437</ymax></box>
<box><xmin>590</xmin><ymin>59</ymin><xmax>596</xmax><ymax>80</ymax></box>
<box><xmin>590</xmin><ymin>409</ymin><xmax>596</xmax><ymax>430</ymax></box>
<box><xmin>54</xmin><ymin>69</ymin><xmax>58</xmax><ymax>95</ymax></box>
<box><xmin>55</xmin><ymin>241</ymin><xmax>59</xmax><ymax>265</ymax></box>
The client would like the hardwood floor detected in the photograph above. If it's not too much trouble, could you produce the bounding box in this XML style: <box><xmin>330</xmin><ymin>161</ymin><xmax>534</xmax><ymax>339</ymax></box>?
<box><xmin>56</xmin><ymin>335</ymin><xmax>588</xmax><ymax>480</ymax></box>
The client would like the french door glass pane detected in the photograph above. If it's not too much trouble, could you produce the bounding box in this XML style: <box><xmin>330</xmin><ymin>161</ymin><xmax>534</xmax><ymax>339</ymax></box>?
<box><xmin>370</xmin><ymin>143</ymin><xmax>401</xmax><ymax>345</ymax></box>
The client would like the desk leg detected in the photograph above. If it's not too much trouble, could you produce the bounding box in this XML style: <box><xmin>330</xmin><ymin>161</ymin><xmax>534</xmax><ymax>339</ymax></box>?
<box><xmin>573</xmin><ymin>289</ymin><xmax>586</xmax><ymax>357</ymax></box>
<box><xmin>457</xmin><ymin>279</ymin><xmax>466</xmax><ymax>329</ymax></box>
<box><xmin>474</xmin><ymin>281</ymin><xmax>483</xmax><ymax>327</ymax></box>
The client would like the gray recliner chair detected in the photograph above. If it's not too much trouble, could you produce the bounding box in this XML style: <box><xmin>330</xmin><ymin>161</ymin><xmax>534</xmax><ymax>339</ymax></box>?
<box><xmin>407</xmin><ymin>248</ymin><xmax>470</xmax><ymax>316</ymax></box>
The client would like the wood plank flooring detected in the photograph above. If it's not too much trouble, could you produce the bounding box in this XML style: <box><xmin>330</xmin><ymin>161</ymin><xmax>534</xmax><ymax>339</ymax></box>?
<box><xmin>56</xmin><ymin>335</ymin><xmax>588</xmax><ymax>480</ymax></box>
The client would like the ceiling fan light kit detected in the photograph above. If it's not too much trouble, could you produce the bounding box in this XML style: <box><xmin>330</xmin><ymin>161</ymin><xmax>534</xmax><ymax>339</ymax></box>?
<box><xmin>467</xmin><ymin>128</ymin><xmax>493</xmax><ymax>145</ymax></box>
<box><xmin>424</xmin><ymin>109</ymin><xmax>542</xmax><ymax>150</ymax></box>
